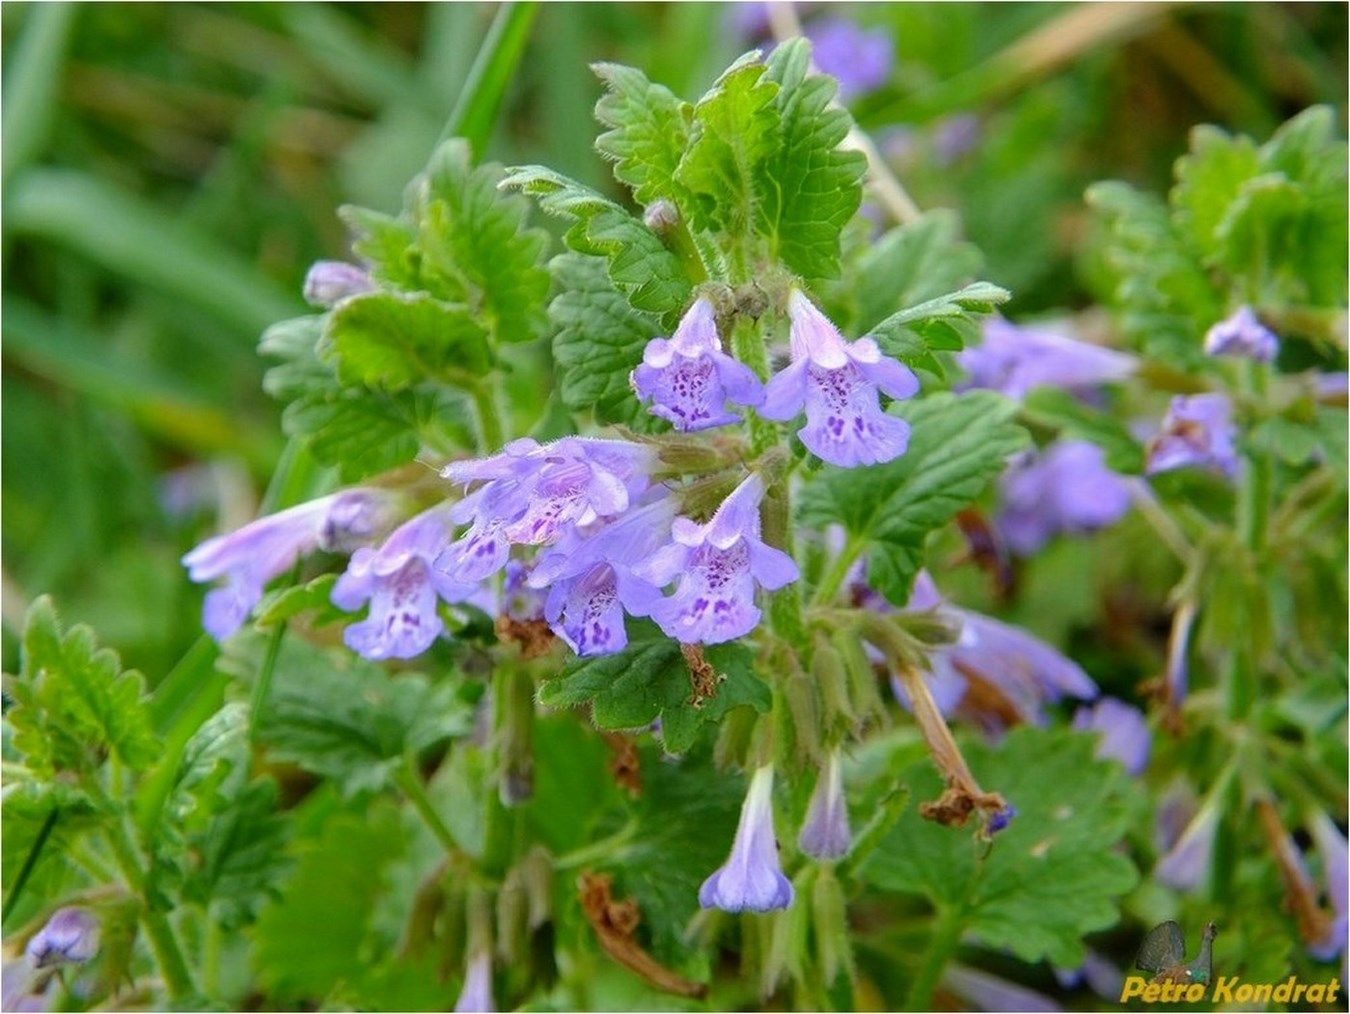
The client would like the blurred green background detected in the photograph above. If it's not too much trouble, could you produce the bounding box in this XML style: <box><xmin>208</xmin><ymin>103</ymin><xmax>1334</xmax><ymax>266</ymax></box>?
<box><xmin>2</xmin><ymin>2</ymin><xmax>1345</xmax><ymax>680</ymax></box>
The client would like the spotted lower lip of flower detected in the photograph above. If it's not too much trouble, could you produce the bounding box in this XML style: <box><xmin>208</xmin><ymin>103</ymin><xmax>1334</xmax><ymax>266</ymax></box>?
<box><xmin>24</xmin><ymin>907</ymin><xmax>100</xmax><ymax>969</ymax></box>
<box><xmin>1203</xmin><ymin>305</ymin><xmax>1279</xmax><ymax>362</ymax></box>
<box><xmin>631</xmin><ymin>297</ymin><xmax>764</xmax><ymax>432</ymax></box>
<box><xmin>957</xmin><ymin>316</ymin><xmax>1137</xmax><ymax>401</ymax></box>
<box><xmin>798</xmin><ymin>750</ymin><xmax>852</xmax><ymax>861</ymax></box>
<box><xmin>182</xmin><ymin>488</ymin><xmax>391</xmax><ymax>641</ymax></box>
<box><xmin>699</xmin><ymin>766</ymin><xmax>794</xmax><ymax>913</ymax></box>
<box><xmin>635</xmin><ymin>474</ymin><xmax>798</xmax><ymax>645</ymax></box>
<box><xmin>1145</xmin><ymin>393</ymin><xmax>1238</xmax><ymax>478</ymax></box>
<box><xmin>1072</xmin><ymin>697</ymin><xmax>1151</xmax><ymax>776</ymax></box>
<box><xmin>760</xmin><ymin>289</ymin><xmax>919</xmax><ymax>468</ymax></box>
<box><xmin>438</xmin><ymin>437</ymin><xmax>655</xmax><ymax>582</ymax></box>
<box><xmin>332</xmin><ymin>504</ymin><xmax>488</xmax><ymax>661</ymax></box>
<box><xmin>531</xmin><ymin>495</ymin><xmax>674</xmax><ymax>656</ymax></box>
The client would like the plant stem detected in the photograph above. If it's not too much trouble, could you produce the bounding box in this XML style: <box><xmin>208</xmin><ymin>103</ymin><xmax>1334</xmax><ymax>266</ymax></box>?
<box><xmin>101</xmin><ymin>810</ymin><xmax>197</xmax><ymax>1001</ymax></box>
<box><xmin>394</xmin><ymin>755</ymin><xmax>465</xmax><ymax>864</ymax></box>
<box><xmin>2</xmin><ymin>806</ymin><xmax>59</xmax><ymax>921</ymax></box>
<box><xmin>249</xmin><ymin>617</ymin><xmax>287</xmax><ymax>742</ymax></box>
<box><xmin>438</xmin><ymin>2</ymin><xmax>539</xmax><ymax>154</ymax></box>
<box><xmin>554</xmin><ymin>820</ymin><xmax>639</xmax><ymax>870</ymax></box>
<box><xmin>905</xmin><ymin>906</ymin><xmax>962</xmax><ymax>1010</ymax></box>
<box><xmin>812</xmin><ymin>534</ymin><xmax>863</xmax><ymax>608</ymax></box>
<box><xmin>1228</xmin><ymin>362</ymin><xmax>1271</xmax><ymax>721</ymax></box>
<box><xmin>470</xmin><ymin>380</ymin><xmax>505</xmax><ymax>452</ymax></box>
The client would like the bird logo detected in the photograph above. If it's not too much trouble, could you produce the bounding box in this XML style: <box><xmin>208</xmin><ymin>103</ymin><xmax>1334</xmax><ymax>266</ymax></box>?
<box><xmin>1136</xmin><ymin>920</ymin><xmax>1218</xmax><ymax>985</ymax></box>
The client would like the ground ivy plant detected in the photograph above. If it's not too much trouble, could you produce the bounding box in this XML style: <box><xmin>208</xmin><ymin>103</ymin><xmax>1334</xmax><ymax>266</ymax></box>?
<box><xmin>3</xmin><ymin>40</ymin><xmax>1345</xmax><ymax>1014</ymax></box>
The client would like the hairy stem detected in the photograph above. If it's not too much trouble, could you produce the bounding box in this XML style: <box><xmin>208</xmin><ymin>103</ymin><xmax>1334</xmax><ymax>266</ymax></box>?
<box><xmin>906</xmin><ymin>905</ymin><xmax>963</xmax><ymax>1010</ymax></box>
<box><xmin>395</xmin><ymin>755</ymin><xmax>467</xmax><ymax>867</ymax></box>
<box><xmin>249</xmin><ymin>617</ymin><xmax>287</xmax><ymax>743</ymax></box>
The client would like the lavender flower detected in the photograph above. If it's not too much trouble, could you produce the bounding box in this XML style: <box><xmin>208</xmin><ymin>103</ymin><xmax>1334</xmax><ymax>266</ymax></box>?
<box><xmin>889</xmin><ymin>572</ymin><xmax>1098</xmax><ymax>729</ymax></box>
<box><xmin>636</xmin><ymin>474</ymin><xmax>798</xmax><ymax>644</ymax></box>
<box><xmin>944</xmin><ymin>964</ymin><xmax>1062</xmax><ymax>1012</ymax></box>
<box><xmin>183</xmin><ymin>489</ymin><xmax>389</xmax><ymax>641</ymax></box>
<box><xmin>805</xmin><ymin>18</ymin><xmax>893</xmax><ymax>100</ymax></box>
<box><xmin>1072</xmin><ymin>698</ymin><xmax>1151</xmax><ymax>775</ymax></box>
<box><xmin>798</xmin><ymin>750</ymin><xmax>851</xmax><ymax>861</ymax></box>
<box><xmin>25</xmin><ymin>908</ymin><xmax>99</xmax><ymax>969</ymax></box>
<box><xmin>700</xmin><ymin>766</ymin><xmax>793</xmax><ymax>912</ymax></box>
<box><xmin>1145</xmin><ymin>393</ymin><xmax>1238</xmax><ymax>478</ymax></box>
<box><xmin>1155</xmin><ymin>799</ymin><xmax>1219</xmax><ymax>891</ymax></box>
<box><xmin>454</xmin><ymin>950</ymin><xmax>495</xmax><ymax>1013</ymax></box>
<box><xmin>303</xmin><ymin>260</ymin><xmax>373</xmax><ymax>307</ymax></box>
<box><xmin>1204</xmin><ymin>306</ymin><xmax>1279</xmax><ymax>363</ymax></box>
<box><xmin>1053</xmin><ymin>950</ymin><xmax>1124</xmax><ymax>1001</ymax></box>
<box><xmin>1308</xmin><ymin>812</ymin><xmax>1348</xmax><ymax>963</ymax></box>
<box><xmin>998</xmin><ymin>441</ymin><xmax>1133</xmax><ymax>556</ymax></box>
<box><xmin>439</xmin><ymin>437</ymin><xmax>654</xmax><ymax>582</ymax></box>
<box><xmin>1</xmin><ymin>963</ymin><xmax>51</xmax><ymax>1014</ymax></box>
<box><xmin>632</xmin><ymin>297</ymin><xmax>763</xmax><ymax>431</ymax></box>
<box><xmin>528</xmin><ymin>495</ymin><xmax>674</xmax><ymax>656</ymax></box>
<box><xmin>500</xmin><ymin>561</ymin><xmax>546</xmax><ymax>622</ymax></box>
<box><xmin>932</xmin><ymin>114</ymin><xmax>981</xmax><ymax>165</ymax></box>
<box><xmin>761</xmin><ymin>289</ymin><xmax>919</xmax><ymax>467</ymax></box>
<box><xmin>958</xmin><ymin>317</ymin><xmax>1136</xmax><ymax>401</ymax></box>
<box><xmin>332</xmin><ymin>504</ymin><xmax>488</xmax><ymax>660</ymax></box>
<box><xmin>986</xmin><ymin>803</ymin><xmax>1017</xmax><ymax>834</ymax></box>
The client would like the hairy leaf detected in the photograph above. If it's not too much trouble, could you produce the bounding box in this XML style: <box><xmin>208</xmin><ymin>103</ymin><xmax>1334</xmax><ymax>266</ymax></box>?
<box><xmin>799</xmin><ymin>392</ymin><xmax>1029</xmax><ymax>604</ymax></box>
<box><xmin>859</xmin><ymin>727</ymin><xmax>1140</xmax><ymax>968</ymax></box>
<box><xmin>593</xmin><ymin>62</ymin><xmax>692</xmax><ymax>205</ymax></box>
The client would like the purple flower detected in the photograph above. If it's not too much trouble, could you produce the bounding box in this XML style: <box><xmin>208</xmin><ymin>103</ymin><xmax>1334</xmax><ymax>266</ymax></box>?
<box><xmin>183</xmin><ymin>489</ymin><xmax>390</xmax><ymax>641</ymax></box>
<box><xmin>303</xmin><ymin>260</ymin><xmax>373</xmax><ymax>307</ymax></box>
<box><xmin>528</xmin><ymin>495</ymin><xmax>674</xmax><ymax>656</ymax></box>
<box><xmin>453</xmin><ymin>950</ymin><xmax>495</xmax><ymax>1013</ymax></box>
<box><xmin>889</xmin><ymin>572</ymin><xmax>1098</xmax><ymax>729</ymax></box>
<box><xmin>798</xmin><ymin>750</ymin><xmax>851</xmax><ymax>861</ymax></box>
<box><xmin>332</xmin><ymin>504</ymin><xmax>487</xmax><ymax>660</ymax></box>
<box><xmin>761</xmin><ymin>290</ymin><xmax>919</xmax><ymax>467</ymax></box>
<box><xmin>1054</xmin><ymin>950</ymin><xmax>1125</xmax><ymax>1001</ymax></box>
<box><xmin>1163</xmin><ymin>601</ymin><xmax>1197</xmax><ymax>716</ymax></box>
<box><xmin>700</xmin><ymin>766</ymin><xmax>794</xmax><ymax>912</ymax></box>
<box><xmin>1072</xmin><ymin>698</ymin><xmax>1151</xmax><ymax>776</ymax></box>
<box><xmin>944</xmin><ymin>964</ymin><xmax>1062</xmax><ymax>1012</ymax></box>
<box><xmin>636</xmin><ymin>474</ymin><xmax>798</xmax><ymax>644</ymax></box>
<box><xmin>500</xmin><ymin>561</ymin><xmax>546</xmax><ymax>622</ymax></box>
<box><xmin>631</xmin><ymin>297</ymin><xmax>763</xmax><ymax>431</ymax></box>
<box><xmin>439</xmin><ymin>437</ymin><xmax>654</xmax><ymax>582</ymax></box>
<box><xmin>932</xmin><ymin>114</ymin><xmax>980</xmax><ymax>165</ymax></box>
<box><xmin>1309</xmin><ymin>812</ymin><xmax>1348</xmax><ymax>963</ymax></box>
<box><xmin>805</xmin><ymin>18</ymin><xmax>893</xmax><ymax>100</ymax></box>
<box><xmin>1204</xmin><ymin>306</ymin><xmax>1279</xmax><ymax>363</ymax></box>
<box><xmin>1145</xmin><ymin>393</ymin><xmax>1238</xmax><ymax>478</ymax></box>
<box><xmin>1316</xmin><ymin>371</ymin><xmax>1348</xmax><ymax>401</ymax></box>
<box><xmin>2</xmin><ymin>963</ymin><xmax>51</xmax><ymax>1014</ymax></box>
<box><xmin>1155</xmin><ymin>799</ymin><xmax>1219</xmax><ymax>891</ymax></box>
<box><xmin>986</xmin><ymin>803</ymin><xmax>1017</xmax><ymax>834</ymax></box>
<box><xmin>997</xmin><ymin>441</ymin><xmax>1133</xmax><ymax>556</ymax></box>
<box><xmin>958</xmin><ymin>317</ymin><xmax>1136</xmax><ymax>401</ymax></box>
<box><xmin>25</xmin><ymin>908</ymin><xmax>99</xmax><ymax>969</ymax></box>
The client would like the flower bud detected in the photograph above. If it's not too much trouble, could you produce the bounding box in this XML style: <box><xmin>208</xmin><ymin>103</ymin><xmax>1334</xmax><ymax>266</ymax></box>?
<box><xmin>642</xmin><ymin>199</ymin><xmax>679</xmax><ymax>236</ymax></box>
<box><xmin>811</xmin><ymin>633</ymin><xmax>857</xmax><ymax>735</ymax></box>
<box><xmin>783</xmin><ymin>662</ymin><xmax>823</xmax><ymax>767</ymax></box>
<box><xmin>798</xmin><ymin>750</ymin><xmax>852</xmax><ymax>862</ymax></box>
<box><xmin>520</xmin><ymin>845</ymin><xmax>554</xmax><ymax>931</ymax></box>
<box><xmin>496</xmin><ymin>668</ymin><xmax>535</xmax><ymax>806</ymax></box>
<box><xmin>811</xmin><ymin>867</ymin><xmax>853</xmax><ymax>986</ymax></box>
<box><xmin>302</xmin><ymin>260</ymin><xmax>373</xmax><ymax>307</ymax></box>
<box><xmin>495</xmin><ymin>865</ymin><xmax>528</xmax><ymax>966</ymax></box>
<box><xmin>26</xmin><ymin>907</ymin><xmax>100</xmax><ymax>969</ymax></box>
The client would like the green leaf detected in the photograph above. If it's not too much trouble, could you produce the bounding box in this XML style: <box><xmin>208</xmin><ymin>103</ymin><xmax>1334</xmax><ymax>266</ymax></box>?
<box><xmin>868</xmin><ymin>282</ymin><xmax>1010</xmax><ymax>376</ymax></box>
<box><xmin>675</xmin><ymin>53</ymin><xmax>780</xmax><ymax>244</ymax></box>
<box><xmin>260</xmin><ymin>315</ymin><xmax>473</xmax><ymax>480</ymax></box>
<box><xmin>759</xmin><ymin>38</ymin><xmax>868</xmax><ymax>279</ymax></box>
<box><xmin>146</xmin><ymin>703</ymin><xmax>290</xmax><ymax>926</ymax></box>
<box><xmin>1020</xmin><ymin>388</ymin><xmax>1146</xmax><ymax>474</ymax></box>
<box><xmin>799</xmin><ymin>392</ymin><xmax>1029</xmax><ymax>605</ymax></box>
<box><xmin>592</xmin><ymin>62</ymin><xmax>692</xmax><ymax>205</ymax></box>
<box><xmin>501</xmin><ymin>165</ymin><xmax>691</xmax><ymax>315</ymax></box>
<box><xmin>538</xmin><ymin>623</ymin><xmax>770</xmax><ymax>754</ymax></box>
<box><xmin>1</xmin><ymin>776</ymin><xmax>101</xmax><ymax>924</ymax></box>
<box><xmin>323</xmin><ymin>291</ymin><xmax>491</xmax><ymax>391</ymax></box>
<box><xmin>548</xmin><ymin>252</ymin><xmax>663</xmax><ymax>429</ymax></box>
<box><xmin>256</xmin><ymin>574</ymin><xmax>343</xmax><ymax>627</ymax></box>
<box><xmin>338</xmin><ymin>205</ymin><xmax>421</xmax><ymax>291</ymax></box>
<box><xmin>1170</xmin><ymin>125</ymin><xmax>1261</xmax><ymax>259</ymax></box>
<box><xmin>859</xmin><ymin>726</ymin><xmax>1140</xmax><ymax>967</ymax></box>
<box><xmin>254</xmin><ymin>803</ymin><xmax>407</xmax><ymax>1002</ymax></box>
<box><xmin>414</xmin><ymin>139</ymin><xmax>552</xmax><ymax>343</ymax></box>
<box><xmin>233</xmin><ymin>637</ymin><xmax>474</xmax><ymax>796</ymax></box>
<box><xmin>606</xmin><ymin>745</ymin><xmax>744</xmax><ymax>967</ymax></box>
<box><xmin>7</xmin><ymin>595</ymin><xmax>158</xmax><ymax>774</ymax></box>
<box><xmin>846</xmin><ymin>211</ymin><xmax>985</xmax><ymax>335</ymax></box>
